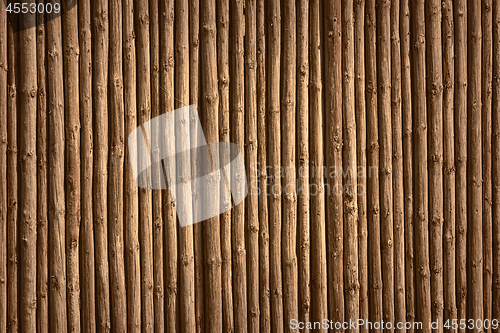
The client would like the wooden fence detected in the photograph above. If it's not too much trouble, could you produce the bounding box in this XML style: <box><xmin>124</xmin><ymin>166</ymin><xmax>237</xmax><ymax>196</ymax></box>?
<box><xmin>0</xmin><ymin>0</ymin><xmax>500</xmax><ymax>332</ymax></box>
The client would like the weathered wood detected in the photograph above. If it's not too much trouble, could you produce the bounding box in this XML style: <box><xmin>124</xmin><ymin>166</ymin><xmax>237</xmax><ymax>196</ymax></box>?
<box><xmin>79</xmin><ymin>0</ymin><xmax>96</xmax><ymax>330</ymax></box>
<box><xmin>354</xmin><ymin>1</ymin><xmax>368</xmax><ymax>331</ymax></box>
<box><xmin>454</xmin><ymin>1</ymin><xmax>468</xmax><ymax>328</ymax></box>
<box><xmin>342</xmin><ymin>0</ymin><xmax>359</xmax><ymax>331</ymax></box>
<box><xmin>123</xmin><ymin>0</ymin><xmax>141</xmax><ymax>329</ymax></box>
<box><xmin>19</xmin><ymin>5</ymin><xmax>37</xmax><ymax>331</ymax></box>
<box><xmin>268</xmin><ymin>0</ymin><xmax>283</xmax><ymax>330</ymax></box>
<box><xmin>401</xmin><ymin>0</ymin><xmax>415</xmax><ymax>330</ymax></box>
<box><xmin>493</xmin><ymin>0</ymin><xmax>500</xmax><ymax>324</ymax></box>
<box><xmin>426</xmin><ymin>0</ymin><xmax>444</xmax><ymax>331</ymax></box>
<box><xmin>0</xmin><ymin>5</ymin><xmax>6</xmax><ymax>333</ymax></box>
<box><xmin>366</xmin><ymin>0</ymin><xmax>383</xmax><ymax>330</ymax></box>
<box><xmin>324</xmin><ymin>0</ymin><xmax>344</xmax><ymax>327</ymax></box>
<box><xmin>257</xmin><ymin>0</ymin><xmax>270</xmax><ymax>330</ymax></box>
<box><xmin>442</xmin><ymin>0</ymin><xmax>457</xmax><ymax>331</ymax></box>
<box><xmin>467</xmin><ymin>1</ymin><xmax>484</xmax><ymax>329</ymax></box>
<box><xmin>297</xmin><ymin>0</ymin><xmax>310</xmax><ymax>331</ymax></box>
<box><xmin>282</xmin><ymin>0</ymin><xmax>298</xmax><ymax>331</ymax></box>
<box><xmin>217</xmin><ymin>0</ymin><xmax>234</xmax><ymax>330</ymax></box>
<box><xmin>200</xmin><ymin>0</ymin><xmax>223</xmax><ymax>330</ymax></box>
<box><xmin>482</xmin><ymin>0</ymin><xmax>493</xmax><ymax>329</ymax></box>
<box><xmin>390</xmin><ymin>1</ymin><xmax>405</xmax><ymax>331</ymax></box>
<box><xmin>310</xmin><ymin>0</ymin><xmax>328</xmax><ymax>330</ymax></box>
<box><xmin>62</xmin><ymin>4</ymin><xmax>81</xmax><ymax>332</ymax></box>
<box><xmin>413</xmin><ymin>1</ymin><xmax>432</xmax><ymax>330</ymax></box>
<box><xmin>93</xmin><ymin>0</ymin><xmax>111</xmax><ymax>330</ymax></box>
<box><xmin>46</xmin><ymin>11</ymin><xmax>68</xmax><ymax>332</ymax></box>
<box><xmin>109</xmin><ymin>0</ymin><xmax>127</xmax><ymax>330</ymax></box>
<box><xmin>377</xmin><ymin>0</ymin><xmax>395</xmax><ymax>330</ymax></box>
<box><xmin>245</xmin><ymin>0</ymin><xmax>260</xmax><ymax>331</ymax></box>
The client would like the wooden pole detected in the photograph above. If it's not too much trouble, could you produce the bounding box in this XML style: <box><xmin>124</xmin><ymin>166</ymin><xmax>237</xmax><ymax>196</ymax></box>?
<box><xmin>482</xmin><ymin>0</ymin><xmax>493</xmax><ymax>328</ymax></box>
<box><xmin>354</xmin><ymin>1</ymin><xmax>369</xmax><ymax>331</ymax></box>
<box><xmin>160</xmin><ymin>0</ymin><xmax>178</xmax><ymax>331</ymax></box>
<box><xmin>442</xmin><ymin>0</ymin><xmax>457</xmax><ymax>331</ymax></box>
<box><xmin>401</xmin><ymin>0</ymin><xmax>415</xmax><ymax>329</ymax></box>
<box><xmin>257</xmin><ymin>0</ymin><xmax>270</xmax><ymax>330</ymax></box>
<box><xmin>93</xmin><ymin>0</ymin><xmax>111</xmax><ymax>329</ymax></box>
<box><xmin>366</xmin><ymin>0</ymin><xmax>383</xmax><ymax>330</ymax></box>
<box><xmin>189</xmin><ymin>1</ymin><xmax>205</xmax><ymax>332</ymax></box>
<box><xmin>245</xmin><ymin>0</ymin><xmax>260</xmax><ymax>331</ymax></box>
<box><xmin>282</xmin><ymin>0</ymin><xmax>298</xmax><ymax>330</ymax></box>
<box><xmin>310</xmin><ymin>1</ymin><xmax>327</xmax><ymax>331</ymax></box>
<box><xmin>427</xmin><ymin>0</ymin><xmax>444</xmax><ymax>331</ymax></box>
<box><xmin>7</xmin><ymin>16</ymin><xmax>19</xmax><ymax>333</ymax></box>
<box><xmin>200</xmin><ymin>0</ymin><xmax>223</xmax><ymax>329</ymax></box>
<box><xmin>413</xmin><ymin>1</ymin><xmax>432</xmax><ymax>330</ymax></box>
<box><xmin>454</xmin><ymin>1</ymin><xmax>468</xmax><ymax>328</ymax></box>
<box><xmin>19</xmin><ymin>5</ymin><xmax>37</xmax><ymax>332</ymax></box>
<box><xmin>46</xmin><ymin>11</ymin><xmax>68</xmax><ymax>332</ymax></box>
<box><xmin>79</xmin><ymin>0</ymin><xmax>96</xmax><ymax>330</ymax></box>
<box><xmin>297</xmin><ymin>0</ymin><xmax>310</xmax><ymax>330</ymax></box>
<box><xmin>0</xmin><ymin>5</ymin><xmax>6</xmax><ymax>332</ymax></box>
<box><xmin>149</xmin><ymin>0</ymin><xmax>164</xmax><ymax>330</ymax></box>
<box><xmin>467</xmin><ymin>1</ymin><xmax>484</xmax><ymax>329</ymax></box>
<box><xmin>325</xmin><ymin>0</ymin><xmax>344</xmax><ymax>326</ymax></box>
<box><xmin>109</xmin><ymin>0</ymin><xmax>127</xmax><ymax>330</ymax></box>
<box><xmin>62</xmin><ymin>4</ymin><xmax>81</xmax><ymax>332</ymax></box>
<box><xmin>123</xmin><ymin>0</ymin><xmax>141</xmax><ymax>329</ymax></box>
<box><xmin>342</xmin><ymin>0</ymin><xmax>359</xmax><ymax>331</ymax></box>
<box><xmin>268</xmin><ymin>0</ymin><xmax>283</xmax><ymax>330</ymax></box>
<box><xmin>217</xmin><ymin>0</ymin><xmax>234</xmax><ymax>330</ymax></box>
<box><xmin>390</xmin><ymin>1</ymin><xmax>406</xmax><ymax>331</ymax></box>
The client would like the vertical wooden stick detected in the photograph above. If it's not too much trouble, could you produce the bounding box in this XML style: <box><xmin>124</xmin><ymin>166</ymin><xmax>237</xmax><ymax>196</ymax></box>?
<box><xmin>310</xmin><ymin>1</ymin><xmax>327</xmax><ymax>331</ymax></box>
<box><xmin>175</xmin><ymin>0</ymin><xmax>196</xmax><ymax>331</ymax></box>
<box><xmin>354</xmin><ymin>1</ymin><xmax>368</xmax><ymax>331</ymax></box>
<box><xmin>342</xmin><ymin>0</ymin><xmax>359</xmax><ymax>331</ymax></box>
<box><xmin>467</xmin><ymin>0</ymin><xmax>484</xmax><ymax>329</ymax></box>
<box><xmin>390</xmin><ymin>1</ymin><xmax>406</xmax><ymax>331</ymax></box>
<box><xmin>492</xmin><ymin>0</ymin><xmax>500</xmax><ymax>322</ymax></box>
<box><xmin>400</xmin><ymin>0</ymin><xmax>415</xmax><ymax>330</ymax></box>
<box><xmin>443</xmin><ymin>0</ymin><xmax>457</xmax><ymax>331</ymax></box>
<box><xmin>257</xmin><ymin>0</ymin><xmax>270</xmax><ymax>330</ymax></box>
<box><xmin>160</xmin><ymin>0</ymin><xmax>178</xmax><ymax>331</ymax></box>
<box><xmin>62</xmin><ymin>4</ymin><xmax>81</xmax><ymax>332</ymax></box>
<box><xmin>245</xmin><ymin>0</ymin><xmax>260</xmax><ymax>331</ymax></box>
<box><xmin>378</xmin><ymin>0</ymin><xmax>395</xmax><ymax>330</ymax></box>
<box><xmin>7</xmin><ymin>16</ymin><xmax>19</xmax><ymax>333</ymax></box>
<box><xmin>189</xmin><ymin>1</ymin><xmax>205</xmax><ymax>331</ymax></box>
<box><xmin>80</xmin><ymin>0</ymin><xmax>96</xmax><ymax>330</ymax></box>
<box><xmin>454</xmin><ymin>1</ymin><xmax>468</xmax><ymax>328</ymax></box>
<box><xmin>149</xmin><ymin>0</ymin><xmax>164</xmax><ymax>330</ymax></box>
<box><xmin>268</xmin><ymin>0</ymin><xmax>283</xmax><ymax>330</ymax></box>
<box><xmin>46</xmin><ymin>11</ymin><xmax>68</xmax><ymax>333</ymax></box>
<box><xmin>19</xmin><ymin>6</ymin><xmax>37</xmax><ymax>332</ymax></box>
<box><xmin>482</xmin><ymin>0</ymin><xmax>493</xmax><ymax>328</ymax></box>
<box><xmin>366</xmin><ymin>0</ymin><xmax>383</xmax><ymax>330</ymax></box>
<box><xmin>0</xmin><ymin>5</ymin><xmax>6</xmax><ymax>333</ymax></box>
<box><xmin>124</xmin><ymin>0</ymin><xmax>141</xmax><ymax>329</ymax></box>
<box><xmin>230</xmin><ymin>1</ymin><xmax>248</xmax><ymax>331</ymax></box>
<box><xmin>325</xmin><ymin>0</ymin><xmax>344</xmax><ymax>326</ymax></box>
<box><xmin>427</xmin><ymin>0</ymin><xmax>444</xmax><ymax>331</ymax></box>
<box><xmin>413</xmin><ymin>1</ymin><xmax>432</xmax><ymax>330</ymax></box>
<box><xmin>136</xmin><ymin>0</ymin><xmax>154</xmax><ymax>329</ymax></box>
<box><xmin>109</xmin><ymin>0</ymin><xmax>127</xmax><ymax>330</ymax></box>
<box><xmin>217</xmin><ymin>0</ymin><xmax>234</xmax><ymax>330</ymax></box>
<box><xmin>297</xmin><ymin>0</ymin><xmax>310</xmax><ymax>330</ymax></box>
<box><xmin>282</xmin><ymin>0</ymin><xmax>298</xmax><ymax>330</ymax></box>
<box><xmin>93</xmin><ymin>0</ymin><xmax>111</xmax><ymax>330</ymax></box>
<box><xmin>200</xmin><ymin>0</ymin><xmax>223</xmax><ymax>329</ymax></box>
